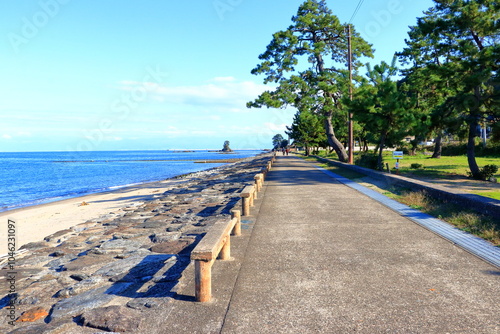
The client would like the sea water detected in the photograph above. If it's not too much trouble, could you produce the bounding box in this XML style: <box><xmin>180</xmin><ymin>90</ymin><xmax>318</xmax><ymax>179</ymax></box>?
<box><xmin>0</xmin><ymin>150</ymin><xmax>263</xmax><ymax>212</ymax></box>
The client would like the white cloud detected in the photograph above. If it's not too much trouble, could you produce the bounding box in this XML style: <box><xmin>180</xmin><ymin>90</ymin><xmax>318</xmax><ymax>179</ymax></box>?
<box><xmin>264</xmin><ymin>122</ymin><xmax>288</xmax><ymax>132</ymax></box>
<box><xmin>213</xmin><ymin>76</ymin><xmax>236</xmax><ymax>82</ymax></box>
<box><xmin>117</xmin><ymin>77</ymin><xmax>273</xmax><ymax>110</ymax></box>
<box><xmin>2</xmin><ymin>134</ymin><xmax>12</xmax><ymax>139</ymax></box>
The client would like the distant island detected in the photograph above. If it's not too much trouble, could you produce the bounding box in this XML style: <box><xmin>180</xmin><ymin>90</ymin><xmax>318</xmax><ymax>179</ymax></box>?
<box><xmin>221</xmin><ymin>140</ymin><xmax>233</xmax><ymax>153</ymax></box>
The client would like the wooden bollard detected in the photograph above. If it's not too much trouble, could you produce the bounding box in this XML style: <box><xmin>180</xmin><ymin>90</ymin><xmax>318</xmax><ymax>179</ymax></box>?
<box><xmin>242</xmin><ymin>196</ymin><xmax>250</xmax><ymax>216</ymax></box>
<box><xmin>256</xmin><ymin>173</ymin><xmax>263</xmax><ymax>191</ymax></box>
<box><xmin>194</xmin><ymin>260</ymin><xmax>212</xmax><ymax>303</ymax></box>
<box><xmin>254</xmin><ymin>175</ymin><xmax>259</xmax><ymax>200</ymax></box>
<box><xmin>231</xmin><ymin>210</ymin><xmax>241</xmax><ymax>236</ymax></box>
<box><xmin>249</xmin><ymin>188</ymin><xmax>255</xmax><ymax>207</ymax></box>
<box><xmin>261</xmin><ymin>167</ymin><xmax>267</xmax><ymax>180</ymax></box>
<box><xmin>218</xmin><ymin>235</ymin><xmax>231</xmax><ymax>260</ymax></box>
<box><xmin>241</xmin><ymin>185</ymin><xmax>254</xmax><ymax>216</ymax></box>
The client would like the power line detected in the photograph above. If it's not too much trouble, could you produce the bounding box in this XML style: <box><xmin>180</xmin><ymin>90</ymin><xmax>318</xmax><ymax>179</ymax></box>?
<box><xmin>349</xmin><ymin>0</ymin><xmax>365</xmax><ymax>24</ymax></box>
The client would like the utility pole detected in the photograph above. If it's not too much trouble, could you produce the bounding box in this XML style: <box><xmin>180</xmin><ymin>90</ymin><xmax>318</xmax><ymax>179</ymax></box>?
<box><xmin>347</xmin><ymin>24</ymin><xmax>354</xmax><ymax>164</ymax></box>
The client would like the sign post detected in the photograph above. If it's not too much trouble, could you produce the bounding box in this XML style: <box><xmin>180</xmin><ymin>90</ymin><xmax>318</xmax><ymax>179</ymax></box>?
<box><xmin>392</xmin><ymin>151</ymin><xmax>403</xmax><ymax>174</ymax></box>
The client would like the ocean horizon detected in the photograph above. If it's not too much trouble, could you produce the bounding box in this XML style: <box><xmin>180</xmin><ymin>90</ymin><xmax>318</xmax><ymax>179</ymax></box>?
<box><xmin>0</xmin><ymin>149</ymin><xmax>263</xmax><ymax>213</ymax></box>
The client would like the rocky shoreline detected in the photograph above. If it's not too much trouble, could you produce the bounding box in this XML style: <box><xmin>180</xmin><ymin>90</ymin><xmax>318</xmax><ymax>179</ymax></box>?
<box><xmin>1</xmin><ymin>153</ymin><xmax>272</xmax><ymax>333</ymax></box>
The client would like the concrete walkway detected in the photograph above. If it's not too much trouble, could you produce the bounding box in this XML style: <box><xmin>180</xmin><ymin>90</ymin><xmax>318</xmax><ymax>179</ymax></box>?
<box><xmin>158</xmin><ymin>156</ymin><xmax>499</xmax><ymax>333</ymax></box>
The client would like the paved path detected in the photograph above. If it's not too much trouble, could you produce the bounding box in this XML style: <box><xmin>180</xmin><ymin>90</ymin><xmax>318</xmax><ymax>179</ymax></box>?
<box><xmin>159</xmin><ymin>156</ymin><xmax>499</xmax><ymax>333</ymax></box>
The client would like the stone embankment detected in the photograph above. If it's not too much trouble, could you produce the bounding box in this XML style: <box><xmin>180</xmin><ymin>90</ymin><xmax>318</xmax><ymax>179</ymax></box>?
<box><xmin>0</xmin><ymin>153</ymin><xmax>273</xmax><ymax>334</ymax></box>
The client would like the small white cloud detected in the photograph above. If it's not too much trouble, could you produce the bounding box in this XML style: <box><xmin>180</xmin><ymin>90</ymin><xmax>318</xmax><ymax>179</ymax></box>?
<box><xmin>213</xmin><ymin>76</ymin><xmax>236</xmax><ymax>82</ymax></box>
<box><xmin>264</xmin><ymin>122</ymin><xmax>288</xmax><ymax>132</ymax></box>
<box><xmin>2</xmin><ymin>134</ymin><xmax>12</xmax><ymax>139</ymax></box>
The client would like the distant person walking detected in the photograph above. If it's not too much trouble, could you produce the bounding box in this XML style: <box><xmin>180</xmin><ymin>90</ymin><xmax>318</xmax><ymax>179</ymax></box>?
<box><xmin>285</xmin><ymin>148</ymin><xmax>289</xmax><ymax>156</ymax></box>
<box><xmin>282</xmin><ymin>148</ymin><xmax>285</xmax><ymax>155</ymax></box>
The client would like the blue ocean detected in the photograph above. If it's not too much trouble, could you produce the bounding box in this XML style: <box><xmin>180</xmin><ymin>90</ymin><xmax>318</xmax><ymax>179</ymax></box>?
<box><xmin>0</xmin><ymin>150</ymin><xmax>263</xmax><ymax>212</ymax></box>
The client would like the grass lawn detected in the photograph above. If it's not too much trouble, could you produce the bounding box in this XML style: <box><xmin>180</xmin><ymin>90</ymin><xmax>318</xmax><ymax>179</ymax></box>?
<box><xmin>476</xmin><ymin>191</ymin><xmax>500</xmax><ymax>200</ymax></box>
<box><xmin>385</xmin><ymin>154</ymin><xmax>500</xmax><ymax>179</ymax></box>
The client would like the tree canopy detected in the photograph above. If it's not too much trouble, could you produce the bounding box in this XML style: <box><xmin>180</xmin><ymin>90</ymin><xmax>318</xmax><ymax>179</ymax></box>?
<box><xmin>348</xmin><ymin>57</ymin><xmax>417</xmax><ymax>170</ymax></box>
<box><xmin>248</xmin><ymin>0</ymin><xmax>373</xmax><ymax>162</ymax></box>
<box><xmin>286</xmin><ymin>110</ymin><xmax>326</xmax><ymax>156</ymax></box>
<box><xmin>399</xmin><ymin>0</ymin><xmax>500</xmax><ymax>178</ymax></box>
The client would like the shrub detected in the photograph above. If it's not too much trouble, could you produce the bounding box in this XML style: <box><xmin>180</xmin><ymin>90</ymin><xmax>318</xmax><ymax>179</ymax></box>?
<box><xmin>355</xmin><ymin>154</ymin><xmax>380</xmax><ymax>170</ymax></box>
<box><xmin>480</xmin><ymin>164</ymin><xmax>498</xmax><ymax>180</ymax></box>
<box><xmin>441</xmin><ymin>143</ymin><xmax>467</xmax><ymax>156</ymax></box>
<box><xmin>476</xmin><ymin>142</ymin><xmax>500</xmax><ymax>156</ymax></box>
<box><xmin>467</xmin><ymin>164</ymin><xmax>499</xmax><ymax>181</ymax></box>
<box><xmin>441</xmin><ymin>142</ymin><xmax>500</xmax><ymax>157</ymax></box>
<box><xmin>410</xmin><ymin>163</ymin><xmax>424</xmax><ymax>169</ymax></box>
<box><xmin>395</xmin><ymin>142</ymin><xmax>412</xmax><ymax>155</ymax></box>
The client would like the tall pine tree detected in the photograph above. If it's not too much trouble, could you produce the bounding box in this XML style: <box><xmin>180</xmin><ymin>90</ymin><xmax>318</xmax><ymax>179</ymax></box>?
<box><xmin>399</xmin><ymin>0</ymin><xmax>500</xmax><ymax>178</ymax></box>
<box><xmin>248</xmin><ymin>0</ymin><xmax>373</xmax><ymax>162</ymax></box>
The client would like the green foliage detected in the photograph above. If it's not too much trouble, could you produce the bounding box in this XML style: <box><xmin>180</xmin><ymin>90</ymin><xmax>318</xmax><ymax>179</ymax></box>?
<box><xmin>248</xmin><ymin>0</ymin><xmax>374</xmax><ymax>162</ymax></box>
<box><xmin>398</xmin><ymin>0</ymin><xmax>500</xmax><ymax>179</ymax></box>
<box><xmin>347</xmin><ymin>56</ymin><xmax>416</xmax><ymax>170</ymax></box>
<box><xmin>410</xmin><ymin>163</ymin><xmax>424</xmax><ymax>169</ymax></box>
<box><xmin>395</xmin><ymin>142</ymin><xmax>411</xmax><ymax>155</ymax></box>
<box><xmin>482</xmin><ymin>165</ymin><xmax>499</xmax><ymax>179</ymax></box>
<box><xmin>272</xmin><ymin>134</ymin><xmax>284</xmax><ymax>149</ymax></box>
<box><xmin>440</xmin><ymin>143</ymin><xmax>468</xmax><ymax>156</ymax></box>
<box><xmin>355</xmin><ymin>153</ymin><xmax>380</xmax><ymax>170</ymax></box>
<box><xmin>440</xmin><ymin>142</ymin><xmax>500</xmax><ymax>157</ymax></box>
<box><xmin>286</xmin><ymin>110</ymin><xmax>326</xmax><ymax>155</ymax></box>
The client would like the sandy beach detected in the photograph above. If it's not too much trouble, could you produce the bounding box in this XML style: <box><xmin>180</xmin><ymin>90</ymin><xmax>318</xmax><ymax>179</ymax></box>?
<box><xmin>0</xmin><ymin>176</ymin><xmax>195</xmax><ymax>253</ymax></box>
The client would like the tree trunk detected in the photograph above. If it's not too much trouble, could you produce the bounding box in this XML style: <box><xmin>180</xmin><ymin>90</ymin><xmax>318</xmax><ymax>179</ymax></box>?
<box><xmin>305</xmin><ymin>144</ymin><xmax>310</xmax><ymax>156</ymax></box>
<box><xmin>467</xmin><ymin>119</ymin><xmax>481</xmax><ymax>179</ymax></box>
<box><xmin>432</xmin><ymin>133</ymin><xmax>442</xmax><ymax>159</ymax></box>
<box><xmin>377</xmin><ymin>133</ymin><xmax>386</xmax><ymax>171</ymax></box>
<box><xmin>324</xmin><ymin>115</ymin><xmax>348</xmax><ymax>162</ymax></box>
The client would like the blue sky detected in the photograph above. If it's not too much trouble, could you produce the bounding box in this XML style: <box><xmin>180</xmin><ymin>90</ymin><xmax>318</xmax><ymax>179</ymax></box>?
<box><xmin>0</xmin><ymin>0</ymin><xmax>435</xmax><ymax>152</ymax></box>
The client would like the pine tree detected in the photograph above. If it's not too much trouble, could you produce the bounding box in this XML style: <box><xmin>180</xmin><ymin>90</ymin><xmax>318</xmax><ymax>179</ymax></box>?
<box><xmin>348</xmin><ymin>57</ymin><xmax>416</xmax><ymax>170</ymax></box>
<box><xmin>286</xmin><ymin>110</ymin><xmax>326</xmax><ymax>156</ymax></box>
<box><xmin>399</xmin><ymin>0</ymin><xmax>500</xmax><ymax>178</ymax></box>
<box><xmin>248</xmin><ymin>0</ymin><xmax>373</xmax><ymax>162</ymax></box>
